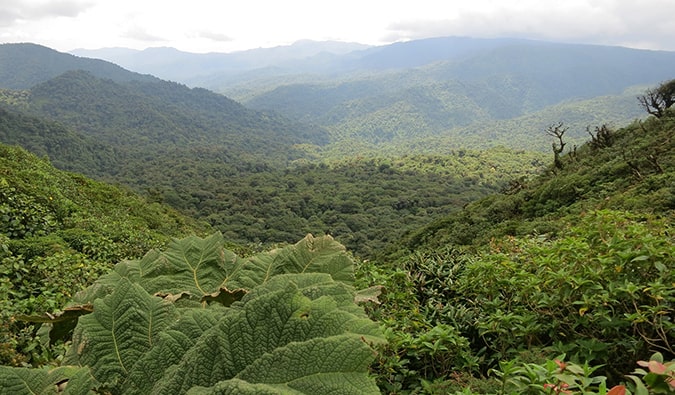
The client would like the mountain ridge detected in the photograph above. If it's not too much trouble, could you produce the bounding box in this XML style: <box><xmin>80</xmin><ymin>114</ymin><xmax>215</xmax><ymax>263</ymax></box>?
<box><xmin>0</xmin><ymin>42</ymin><xmax>158</xmax><ymax>89</ymax></box>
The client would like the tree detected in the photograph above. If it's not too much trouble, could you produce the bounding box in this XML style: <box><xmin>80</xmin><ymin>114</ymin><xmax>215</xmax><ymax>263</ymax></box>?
<box><xmin>637</xmin><ymin>79</ymin><xmax>675</xmax><ymax>118</ymax></box>
<box><xmin>546</xmin><ymin>122</ymin><xmax>568</xmax><ymax>170</ymax></box>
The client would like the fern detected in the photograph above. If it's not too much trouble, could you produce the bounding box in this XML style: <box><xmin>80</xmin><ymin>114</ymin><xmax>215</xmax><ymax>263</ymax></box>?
<box><xmin>1</xmin><ymin>233</ymin><xmax>384</xmax><ymax>395</ymax></box>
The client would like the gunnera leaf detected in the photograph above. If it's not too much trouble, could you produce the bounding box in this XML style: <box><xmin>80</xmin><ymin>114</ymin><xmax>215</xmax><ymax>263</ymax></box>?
<box><xmin>65</xmin><ymin>278</ymin><xmax>178</xmax><ymax>389</ymax></box>
<box><xmin>138</xmin><ymin>233</ymin><xmax>246</xmax><ymax>299</ymax></box>
<box><xmin>0</xmin><ymin>365</ymin><xmax>97</xmax><ymax>395</ymax></box>
<box><xmin>222</xmin><ymin>234</ymin><xmax>355</xmax><ymax>290</ymax></box>
<box><xmin>73</xmin><ymin>259</ymin><xmax>142</xmax><ymax>304</ymax></box>
<box><xmin>123</xmin><ymin>308</ymin><xmax>223</xmax><ymax>395</ymax></box>
<box><xmin>70</xmin><ymin>233</ymin><xmax>357</xmax><ymax>310</ymax></box>
<box><xmin>150</xmin><ymin>278</ymin><xmax>384</xmax><ymax>394</ymax></box>
<box><xmin>228</xmin><ymin>334</ymin><xmax>381</xmax><ymax>394</ymax></box>
<box><xmin>272</xmin><ymin>234</ymin><xmax>355</xmax><ymax>284</ymax></box>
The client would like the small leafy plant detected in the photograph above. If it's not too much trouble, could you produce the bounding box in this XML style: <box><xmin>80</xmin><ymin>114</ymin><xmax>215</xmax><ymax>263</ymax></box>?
<box><xmin>626</xmin><ymin>353</ymin><xmax>675</xmax><ymax>394</ymax></box>
<box><xmin>0</xmin><ymin>232</ymin><xmax>384</xmax><ymax>394</ymax></box>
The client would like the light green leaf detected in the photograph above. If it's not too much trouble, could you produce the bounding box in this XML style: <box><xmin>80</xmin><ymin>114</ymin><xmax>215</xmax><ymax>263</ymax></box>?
<box><xmin>625</xmin><ymin>374</ymin><xmax>650</xmax><ymax>395</ymax></box>
<box><xmin>124</xmin><ymin>308</ymin><xmax>223</xmax><ymax>394</ymax></box>
<box><xmin>354</xmin><ymin>285</ymin><xmax>383</xmax><ymax>305</ymax></box>
<box><xmin>139</xmin><ymin>233</ymin><xmax>246</xmax><ymax>298</ymax></box>
<box><xmin>271</xmin><ymin>234</ymin><xmax>355</xmax><ymax>285</ymax></box>
<box><xmin>231</xmin><ymin>335</ymin><xmax>382</xmax><ymax>394</ymax></box>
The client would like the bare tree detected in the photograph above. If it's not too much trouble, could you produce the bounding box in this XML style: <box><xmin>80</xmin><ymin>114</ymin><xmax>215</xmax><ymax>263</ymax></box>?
<box><xmin>546</xmin><ymin>122</ymin><xmax>568</xmax><ymax>170</ymax></box>
<box><xmin>637</xmin><ymin>79</ymin><xmax>675</xmax><ymax>118</ymax></box>
<box><xmin>586</xmin><ymin>124</ymin><xmax>613</xmax><ymax>150</ymax></box>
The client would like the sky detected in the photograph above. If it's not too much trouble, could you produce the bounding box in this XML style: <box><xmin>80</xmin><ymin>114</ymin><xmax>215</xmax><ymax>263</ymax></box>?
<box><xmin>2</xmin><ymin>0</ymin><xmax>675</xmax><ymax>53</ymax></box>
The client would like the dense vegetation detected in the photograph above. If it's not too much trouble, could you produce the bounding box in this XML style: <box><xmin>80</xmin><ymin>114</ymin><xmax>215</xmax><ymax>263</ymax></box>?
<box><xmin>361</xmin><ymin>108</ymin><xmax>674</xmax><ymax>393</ymax></box>
<box><xmin>0</xmin><ymin>144</ymin><xmax>210</xmax><ymax>366</ymax></box>
<box><xmin>0</xmin><ymin>78</ymin><xmax>548</xmax><ymax>258</ymax></box>
<box><xmin>0</xmin><ymin>41</ymin><xmax>673</xmax><ymax>394</ymax></box>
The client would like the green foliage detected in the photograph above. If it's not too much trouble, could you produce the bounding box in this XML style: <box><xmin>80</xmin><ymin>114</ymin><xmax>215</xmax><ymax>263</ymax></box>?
<box><xmin>626</xmin><ymin>353</ymin><xmax>675</xmax><ymax>394</ymax></box>
<box><xmin>0</xmin><ymin>144</ymin><xmax>209</xmax><ymax>366</ymax></box>
<box><xmin>363</xmin><ymin>209</ymin><xmax>673</xmax><ymax>393</ymax></box>
<box><xmin>400</xmin><ymin>110</ymin><xmax>675</xmax><ymax>255</ymax></box>
<box><xmin>187</xmin><ymin>151</ymin><xmax>544</xmax><ymax>258</ymax></box>
<box><xmin>0</xmin><ymin>233</ymin><xmax>384</xmax><ymax>395</ymax></box>
<box><xmin>0</xmin><ymin>365</ymin><xmax>96</xmax><ymax>395</ymax></box>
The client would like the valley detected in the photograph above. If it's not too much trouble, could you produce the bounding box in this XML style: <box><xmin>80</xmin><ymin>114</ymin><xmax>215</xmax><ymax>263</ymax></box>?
<box><xmin>0</xmin><ymin>37</ymin><xmax>673</xmax><ymax>394</ymax></box>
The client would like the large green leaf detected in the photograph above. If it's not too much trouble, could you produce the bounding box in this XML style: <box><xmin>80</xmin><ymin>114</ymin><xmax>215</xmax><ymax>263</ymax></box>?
<box><xmin>123</xmin><ymin>308</ymin><xmax>223</xmax><ymax>394</ymax></box>
<box><xmin>227</xmin><ymin>335</ymin><xmax>381</xmax><ymax>394</ymax></box>
<box><xmin>139</xmin><ymin>233</ymin><xmax>245</xmax><ymax>298</ymax></box>
<box><xmin>4</xmin><ymin>233</ymin><xmax>384</xmax><ymax>395</ymax></box>
<box><xmin>150</xmin><ymin>278</ymin><xmax>383</xmax><ymax>394</ymax></box>
<box><xmin>188</xmin><ymin>335</ymin><xmax>380</xmax><ymax>394</ymax></box>
<box><xmin>271</xmin><ymin>234</ymin><xmax>355</xmax><ymax>284</ymax></box>
<box><xmin>0</xmin><ymin>365</ymin><xmax>97</xmax><ymax>395</ymax></box>
<box><xmin>66</xmin><ymin>278</ymin><xmax>178</xmax><ymax>389</ymax></box>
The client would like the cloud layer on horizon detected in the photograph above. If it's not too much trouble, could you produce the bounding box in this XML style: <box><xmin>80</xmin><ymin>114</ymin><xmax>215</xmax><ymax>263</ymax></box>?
<box><xmin>1</xmin><ymin>0</ymin><xmax>674</xmax><ymax>52</ymax></box>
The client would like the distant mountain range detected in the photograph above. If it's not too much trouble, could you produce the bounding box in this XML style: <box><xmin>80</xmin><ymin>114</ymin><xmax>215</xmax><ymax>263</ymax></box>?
<box><xmin>66</xmin><ymin>37</ymin><xmax>675</xmax><ymax>152</ymax></box>
<box><xmin>70</xmin><ymin>40</ymin><xmax>372</xmax><ymax>83</ymax></box>
<box><xmin>0</xmin><ymin>43</ymin><xmax>328</xmax><ymax>184</ymax></box>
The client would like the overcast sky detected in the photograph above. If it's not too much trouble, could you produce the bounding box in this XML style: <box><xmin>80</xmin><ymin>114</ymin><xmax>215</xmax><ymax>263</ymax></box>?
<box><xmin>2</xmin><ymin>0</ymin><xmax>675</xmax><ymax>53</ymax></box>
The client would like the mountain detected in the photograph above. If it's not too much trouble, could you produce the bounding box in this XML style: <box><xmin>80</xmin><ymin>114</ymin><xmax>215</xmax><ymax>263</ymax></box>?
<box><xmin>70</xmin><ymin>40</ymin><xmax>371</xmax><ymax>83</ymax></box>
<box><xmin>26</xmin><ymin>69</ymin><xmax>327</xmax><ymax>150</ymax></box>
<box><xmin>0</xmin><ymin>105</ymin><xmax>120</xmax><ymax>176</ymax></box>
<box><xmin>61</xmin><ymin>37</ymin><xmax>675</xmax><ymax>154</ymax></box>
<box><xmin>235</xmin><ymin>39</ymin><xmax>675</xmax><ymax>152</ymax></box>
<box><xmin>0</xmin><ymin>42</ymin><xmax>330</xmax><ymax>177</ymax></box>
<box><xmin>0</xmin><ymin>43</ymin><xmax>158</xmax><ymax>89</ymax></box>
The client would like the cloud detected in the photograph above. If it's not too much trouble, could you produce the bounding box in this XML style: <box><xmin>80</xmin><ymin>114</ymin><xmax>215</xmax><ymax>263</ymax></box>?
<box><xmin>0</xmin><ymin>9</ymin><xmax>21</xmax><ymax>27</ymax></box>
<box><xmin>194</xmin><ymin>30</ymin><xmax>233</xmax><ymax>43</ymax></box>
<box><xmin>383</xmin><ymin>0</ymin><xmax>675</xmax><ymax>50</ymax></box>
<box><xmin>0</xmin><ymin>0</ymin><xmax>91</xmax><ymax>25</ymax></box>
<box><xmin>123</xmin><ymin>26</ymin><xmax>167</xmax><ymax>43</ymax></box>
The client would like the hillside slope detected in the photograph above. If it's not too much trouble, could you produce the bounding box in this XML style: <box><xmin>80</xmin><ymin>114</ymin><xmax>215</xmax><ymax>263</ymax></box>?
<box><xmin>236</xmin><ymin>39</ymin><xmax>675</xmax><ymax>152</ymax></box>
<box><xmin>0</xmin><ymin>105</ymin><xmax>120</xmax><ymax>176</ymax></box>
<box><xmin>362</xmin><ymin>107</ymin><xmax>674</xmax><ymax>394</ymax></box>
<box><xmin>399</xmin><ymin>109</ymin><xmax>674</xmax><ymax>255</ymax></box>
<box><xmin>0</xmin><ymin>43</ymin><xmax>158</xmax><ymax>89</ymax></box>
<box><xmin>26</xmin><ymin>70</ymin><xmax>328</xmax><ymax>151</ymax></box>
<box><xmin>0</xmin><ymin>143</ymin><xmax>211</xmax><ymax>365</ymax></box>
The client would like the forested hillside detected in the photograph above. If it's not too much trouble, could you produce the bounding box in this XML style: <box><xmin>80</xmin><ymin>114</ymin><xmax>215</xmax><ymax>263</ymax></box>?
<box><xmin>64</xmin><ymin>37</ymin><xmax>675</xmax><ymax>155</ymax></box>
<box><xmin>0</xmin><ymin>43</ymin><xmax>158</xmax><ymax>89</ymax></box>
<box><xmin>0</xmin><ymin>144</ymin><xmax>210</xmax><ymax>366</ymax></box>
<box><xmin>0</xmin><ymin>105</ymin><xmax>119</xmax><ymax>176</ymax></box>
<box><xmin>227</xmin><ymin>39</ymin><xmax>675</xmax><ymax>153</ymax></box>
<box><xmin>361</xmin><ymin>104</ymin><xmax>674</xmax><ymax>393</ymax></box>
<box><xmin>0</xmin><ymin>44</ymin><xmax>548</xmax><ymax>257</ymax></box>
<box><xmin>0</xmin><ymin>99</ymin><xmax>546</xmax><ymax>257</ymax></box>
